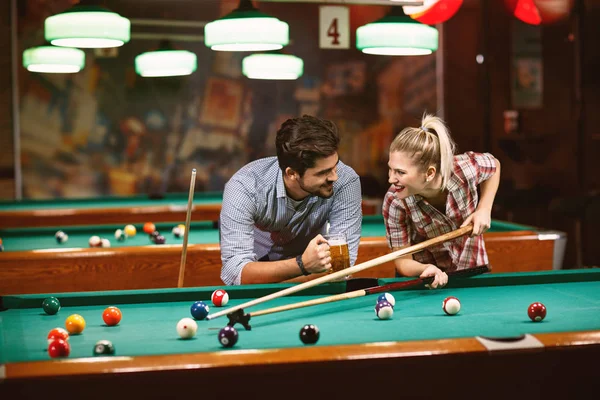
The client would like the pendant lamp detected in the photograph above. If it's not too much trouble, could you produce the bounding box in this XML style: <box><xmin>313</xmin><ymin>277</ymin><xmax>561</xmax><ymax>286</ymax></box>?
<box><xmin>242</xmin><ymin>53</ymin><xmax>303</xmax><ymax>80</ymax></box>
<box><xmin>135</xmin><ymin>41</ymin><xmax>197</xmax><ymax>77</ymax></box>
<box><xmin>23</xmin><ymin>46</ymin><xmax>85</xmax><ymax>73</ymax></box>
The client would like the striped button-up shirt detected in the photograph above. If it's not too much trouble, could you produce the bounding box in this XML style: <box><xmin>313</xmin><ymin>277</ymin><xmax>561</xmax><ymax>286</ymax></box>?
<box><xmin>382</xmin><ymin>152</ymin><xmax>497</xmax><ymax>271</ymax></box>
<box><xmin>220</xmin><ymin>157</ymin><xmax>363</xmax><ymax>285</ymax></box>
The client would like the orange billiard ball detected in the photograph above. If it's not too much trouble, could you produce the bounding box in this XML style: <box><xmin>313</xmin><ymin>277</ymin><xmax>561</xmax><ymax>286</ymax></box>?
<box><xmin>65</xmin><ymin>314</ymin><xmax>86</xmax><ymax>334</ymax></box>
<box><xmin>103</xmin><ymin>306</ymin><xmax>122</xmax><ymax>326</ymax></box>
<box><xmin>143</xmin><ymin>222</ymin><xmax>156</xmax><ymax>234</ymax></box>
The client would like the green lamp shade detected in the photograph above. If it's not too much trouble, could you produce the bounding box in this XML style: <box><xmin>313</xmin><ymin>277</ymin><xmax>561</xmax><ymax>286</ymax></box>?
<box><xmin>45</xmin><ymin>6</ymin><xmax>130</xmax><ymax>48</ymax></box>
<box><xmin>23</xmin><ymin>46</ymin><xmax>85</xmax><ymax>73</ymax></box>
<box><xmin>356</xmin><ymin>15</ymin><xmax>438</xmax><ymax>56</ymax></box>
<box><xmin>135</xmin><ymin>50</ymin><xmax>198</xmax><ymax>77</ymax></box>
<box><xmin>242</xmin><ymin>54</ymin><xmax>303</xmax><ymax>80</ymax></box>
<box><xmin>205</xmin><ymin>9</ymin><xmax>289</xmax><ymax>51</ymax></box>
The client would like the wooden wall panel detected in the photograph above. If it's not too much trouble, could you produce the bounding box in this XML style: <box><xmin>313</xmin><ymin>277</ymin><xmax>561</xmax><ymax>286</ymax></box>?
<box><xmin>0</xmin><ymin>0</ymin><xmax>15</xmax><ymax>199</ymax></box>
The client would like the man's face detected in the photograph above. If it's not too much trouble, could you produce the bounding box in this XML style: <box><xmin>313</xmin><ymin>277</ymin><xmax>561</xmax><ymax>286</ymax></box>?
<box><xmin>297</xmin><ymin>153</ymin><xmax>340</xmax><ymax>198</ymax></box>
<box><xmin>387</xmin><ymin>151</ymin><xmax>429</xmax><ymax>199</ymax></box>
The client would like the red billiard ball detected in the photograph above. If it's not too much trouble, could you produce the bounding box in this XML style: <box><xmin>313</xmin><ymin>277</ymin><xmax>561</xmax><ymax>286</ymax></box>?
<box><xmin>103</xmin><ymin>306</ymin><xmax>122</xmax><ymax>326</ymax></box>
<box><xmin>47</xmin><ymin>327</ymin><xmax>69</xmax><ymax>344</ymax></box>
<box><xmin>528</xmin><ymin>302</ymin><xmax>547</xmax><ymax>322</ymax></box>
<box><xmin>211</xmin><ymin>289</ymin><xmax>229</xmax><ymax>307</ymax></box>
<box><xmin>48</xmin><ymin>338</ymin><xmax>70</xmax><ymax>358</ymax></box>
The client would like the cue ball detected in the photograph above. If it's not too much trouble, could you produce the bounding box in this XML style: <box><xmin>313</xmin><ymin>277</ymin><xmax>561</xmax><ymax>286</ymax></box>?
<box><xmin>377</xmin><ymin>293</ymin><xmax>395</xmax><ymax>307</ymax></box>
<box><xmin>42</xmin><ymin>297</ymin><xmax>61</xmax><ymax>315</ymax></box>
<box><xmin>102</xmin><ymin>306</ymin><xmax>122</xmax><ymax>326</ymax></box>
<box><xmin>100</xmin><ymin>238</ymin><xmax>111</xmax><ymax>248</ymax></box>
<box><xmin>176</xmin><ymin>317</ymin><xmax>198</xmax><ymax>339</ymax></box>
<box><xmin>218</xmin><ymin>326</ymin><xmax>239</xmax><ymax>348</ymax></box>
<box><xmin>299</xmin><ymin>324</ymin><xmax>320</xmax><ymax>344</ymax></box>
<box><xmin>442</xmin><ymin>296</ymin><xmax>461</xmax><ymax>315</ymax></box>
<box><xmin>93</xmin><ymin>340</ymin><xmax>115</xmax><ymax>356</ymax></box>
<box><xmin>48</xmin><ymin>339</ymin><xmax>70</xmax><ymax>358</ymax></box>
<box><xmin>190</xmin><ymin>301</ymin><xmax>210</xmax><ymax>320</ymax></box>
<box><xmin>211</xmin><ymin>289</ymin><xmax>229</xmax><ymax>307</ymax></box>
<box><xmin>528</xmin><ymin>302</ymin><xmax>547</xmax><ymax>322</ymax></box>
<box><xmin>375</xmin><ymin>300</ymin><xmax>394</xmax><ymax>320</ymax></box>
<box><xmin>65</xmin><ymin>314</ymin><xmax>86</xmax><ymax>334</ymax></box>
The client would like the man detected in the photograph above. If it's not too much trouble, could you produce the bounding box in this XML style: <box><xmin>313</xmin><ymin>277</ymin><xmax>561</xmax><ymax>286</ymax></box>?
<box><xmin>219</xmin><ymin>115</ymin><xmax>362</xmax><ymax>285</ymax></box>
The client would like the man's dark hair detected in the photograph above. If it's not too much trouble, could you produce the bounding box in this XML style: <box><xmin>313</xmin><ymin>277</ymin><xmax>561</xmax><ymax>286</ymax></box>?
<box><xmin>275</xmin><ymin>115</ymin><xmax>340</xmax><ymax>176</ymax></box>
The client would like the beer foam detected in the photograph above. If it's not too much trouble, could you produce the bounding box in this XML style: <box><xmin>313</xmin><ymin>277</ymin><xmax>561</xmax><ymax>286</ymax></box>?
<box><xmin>328</xmin><ymin>239</ymin><xmax>346</xmax><ymax>246</ymax></box>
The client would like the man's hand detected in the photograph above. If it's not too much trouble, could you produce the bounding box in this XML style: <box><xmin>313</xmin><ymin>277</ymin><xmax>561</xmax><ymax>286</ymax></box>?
<box><xmin>461</xmin><ymin>207</ymin><xmax>492</xmax><ymax>237</ymax></box>
<box><xmin>420</xmin><ymin>265</ymin><xmax>448</xmax><ymax>289</ymax></box>
<box><xmin>301</xmin><ymin>235</ymin><xmax>332</xmax><ymax>274</ymax></box>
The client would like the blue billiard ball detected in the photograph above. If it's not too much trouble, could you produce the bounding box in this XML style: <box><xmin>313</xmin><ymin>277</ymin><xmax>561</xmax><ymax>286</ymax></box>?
<box><xmin>190</xmin><ymin>301</ymin><xmax>210</xmax><ymax>320</ymax></box>
<box><xmin>218</xmin><ymin>326</ymin><xmax>238</xmax><ymax>348</ymax></box>
<box><xmin>377</xmin><ymin>293</ymin><xmax>395</xmax><ymax>307</ymax></box>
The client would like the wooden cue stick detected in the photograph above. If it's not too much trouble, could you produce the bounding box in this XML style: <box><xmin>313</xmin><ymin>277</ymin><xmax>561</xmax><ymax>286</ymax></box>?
<box><xmin>177</xmin><ymin>168</ymin><xmax>197</xmax><ymax>288</ymax></box>
<box><xmin>249</xmin><ymin>265</ymin><xmax>490</xmax><ymax>318</ymax></box>
<box><xmin>206</xmin><ymin>224</ymin><xmax>473</xmax><ymax>320</ymax></box>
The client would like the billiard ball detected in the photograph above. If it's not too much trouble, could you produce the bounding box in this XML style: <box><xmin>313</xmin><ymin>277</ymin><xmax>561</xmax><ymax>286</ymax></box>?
<box><xmin>172</xmin><ymin>226</ymin><xmax>184</xmax><ymax>238</ymax></box>
<box><xmin>93</xmin><ymin>339</ymin><xmax>115</xmax><ymax>356</ymax></box>
<box><xmin>190</xmin><ymin>301</ymin><xmax>210</xmax><ymax>320</ymax></box>
<box><xmin>114</xmin><ymin>229</ymin><xmax>127</xmax><ymax>241</ymax></box>
<box><xmin>65</xmin><ymin>314</ymin><xmax>86</xmax><ymax>334</ymax></box>
<box><xmin>375</xmin><ymin>300</ymin><xmax>394</xmax><ymax>320</ymax></box>
<box><xmin>299</xmin><ymin>324</ymin><xmax>320</xmax><ymax>344</ymax></box>
<box><xmin>48</xmin><ymin>338</ymin><xmax>70</xmax><ymax>358</ymax></box>
<box><xmin>47</xmin><ymin>327</ymin><xmax>69</xmax><ymax>344</ymax></box>
<box><xmin>149</xmin><ymin>230</ymin><xmax>160</xmax><ymax>240</ymax></box>
<box><xmin>42</xmin><ymin>296</ymin><xmax>61</xmax><ymax>315</ymax></box>
<box><xmin>124</xmin><ymin>224</ymin><xmax>137</xmax><ymax>237</ymax></box>
<box><xmin>377</xmin><ymin>292</ymin><xmax>395</xmax><ymax>307</ymax></box>
<box><xmin>211</xmin><ymin>289</ymin><xmax>229</xmax><ymax>307</ymax></box>
<box><xmin>102</xmin><ymin>306</ymin><xmax>122</xmax><ymax>326</ymax></box>
<box><xmin>100</xmin><ymin>238</ymin><xmax>111</xmax><ymax>248</ymax></box>
<box><xmin>143</xmin><ymin>222</ymin><xmax>156</xmax><ymax>235</ymax></box>
<box><xmin>176</xmin><ymin>317</ymin><xmax>198</xmax><ymax>339</ymax></box>
<box><xmin>154</xmin><ymin>235</ymin><xmax>166</xmax><ymax>245</ymax></box>
<box><xmin>55</xmin><ymin>230</ymin><xmax>68</xmax><ymax>244</ymax></box>
<box><xmin>528</xmin><ymin>302</ymin><xmax>547</xmax><ymax>322</ymax></box>
<box><xmin>0</xmin><ymin>239</ymin><xmax>3</xmax><ymax>252</ymax></box>
<box><xmin>89</xmin><ymin>235</ymin><xmax>102</xmax><ymax>247</ymax></box>
<box><xmin>218</xmin><ymin>326</ymin><xmax>238</xmax><ymax>348</ymax></box>
<box><xmin>442</xmin><ymin>296</ymin><xmax>461</xmax><ymax>315</ymax></box>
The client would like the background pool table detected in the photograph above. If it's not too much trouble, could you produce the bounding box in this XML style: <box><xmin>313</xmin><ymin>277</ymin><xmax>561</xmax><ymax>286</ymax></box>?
<box><xmin>0</xmin><ymin>217</ymin><xmax>565</xmax><ymax>295</ymax></box>
<box><xmin>1</xmin><ymin>270</ymin><xmax>599</xmax><ymax>398</ymax></box>
<box><xmin>0</xmin><ymin>192</ymin><xmax>382</xmax><ymax>229</ymax></box>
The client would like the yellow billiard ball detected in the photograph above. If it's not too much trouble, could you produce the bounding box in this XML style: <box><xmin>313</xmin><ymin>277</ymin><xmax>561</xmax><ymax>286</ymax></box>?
<box><xmin>124</xmin><ymin>224</ymin><xmax>137</xmax><ymax>237</ymax></box>
<box><xmin>65</xmin><ymin>314</ymin><xmax>86</xmax><ymax>335</ymax></box>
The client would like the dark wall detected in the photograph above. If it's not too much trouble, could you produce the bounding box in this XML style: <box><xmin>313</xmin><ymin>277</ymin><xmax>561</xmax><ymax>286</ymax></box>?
<box><xmin>0</xmin><ymin>0</ymin><xmax>15</xmax><ymax>198</ymax></box>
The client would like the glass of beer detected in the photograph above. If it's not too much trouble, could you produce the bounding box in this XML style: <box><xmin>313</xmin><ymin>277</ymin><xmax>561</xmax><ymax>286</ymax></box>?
<box><xmin>324</xmin><ymin>233</ymin><xmax>350</xmax><ymax>280</ymax></box>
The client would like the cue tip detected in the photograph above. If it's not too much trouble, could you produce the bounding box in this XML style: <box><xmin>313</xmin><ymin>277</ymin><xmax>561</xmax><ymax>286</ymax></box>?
<box><xmin>192</xmin><ymin>168</ymin><xmax>196</xmax><ymax>173</ymax></box>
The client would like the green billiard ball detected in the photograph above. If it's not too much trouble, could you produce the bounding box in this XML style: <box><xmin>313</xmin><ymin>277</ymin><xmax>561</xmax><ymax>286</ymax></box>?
<box><xmin>93</xmin><ymin>340</ymin><xmax>115</xmax><ymax>356</ymax></box>
<box><xmin>42</xmin><ymin>297</ymin><xmax>61</xmax><ymax>315</ymax></box>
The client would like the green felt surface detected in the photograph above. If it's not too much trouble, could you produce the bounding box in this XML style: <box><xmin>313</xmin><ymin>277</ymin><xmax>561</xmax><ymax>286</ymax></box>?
<box><xmin>0</xmin><ymin>192</ymin><xmax>223</xmax><ymax>211</ymax></box>
<box><xmin>0</xmin><ymin>215</ymin><xmax>534</xmax><ymax>252</ymax></box>
<box><xmin>1</xmin><ymin>270</ymin><xmax>599</xmax><ymax>364</ymax></box>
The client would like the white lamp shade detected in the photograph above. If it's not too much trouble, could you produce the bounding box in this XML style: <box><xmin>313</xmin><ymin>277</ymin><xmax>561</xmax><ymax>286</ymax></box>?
<box><xmin>23</xmin><ymin>46</ymin><xmax>85</xmax><ymax>73</ymax></box>
<box><xmin>45</xmin><ymin>6</ymin><xmax>130</xmax><ymax>48</ymax></box>
<box><xmin>135</xmin><ymin>50</ymin><xmax>198</xmax><ymax>77</ymax></box>
<box><xmin>356</xmin><ymin>17</ymin><xmax>438</xmax><ymax>56</ymax></box>
<box><xmin>242</xmin><ymin>53</ymin><xmax>303</xmax><ymax>80</ymax></box>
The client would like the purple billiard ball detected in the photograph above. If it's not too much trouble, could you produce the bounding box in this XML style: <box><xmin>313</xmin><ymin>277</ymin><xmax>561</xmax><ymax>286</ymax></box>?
<box><xmin>154</xmin><ymin>235</ymin><xmax>166</xmax><ymax>245</ymax></box>
<box><xmin>375</xmin><ymin>300</ymin><xmax>394</xmax><ymax>320</ymax></box>
<box><xmin>218</xmin><ymin>326</ymin><xmax>238</xmax><ymax>348</ymax></box>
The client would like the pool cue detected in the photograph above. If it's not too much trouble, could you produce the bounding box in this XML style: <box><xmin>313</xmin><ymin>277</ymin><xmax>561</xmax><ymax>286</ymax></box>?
<box><xmin>206</xmin><ymin>224</ymin><xmax>473</xmax><ymax>321</ymax></box>
<box><xmin>228</xmin><ymin>265</ymin><xmax>490</xmax><ymax>330</ymax></box>
<box><xmin>177</xmin><ymin>168</ymin><xmax>197</xmax><ymax>288</ymax></box>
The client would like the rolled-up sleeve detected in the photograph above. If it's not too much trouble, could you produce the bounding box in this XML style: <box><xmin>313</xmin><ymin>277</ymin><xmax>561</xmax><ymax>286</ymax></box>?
<box><xmin>219</xmin><ymin>178</ymin><xmax>258</xmax><ymax>286</ymax></box>
<box><xmin>382</xmin><ymin>191</ymin><xmax>410</xmax><ymax>249</ymax></box>
<box><xmin>466</xmin><ymin>152</ymin><xmax>497</xmax><ymax>185</ymax></box>
<box><xmin>328</xmin><ymin>172</ymin><xmax>362</xmax><ymax>267</ymax></box>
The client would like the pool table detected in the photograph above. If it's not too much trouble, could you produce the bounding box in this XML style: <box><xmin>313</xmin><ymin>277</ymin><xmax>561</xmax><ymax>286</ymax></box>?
<box><xmin>0</xmin><ymin>217</ymin><xmax>566</xmax><ymax>295</ymax></box>
<box><xmin>1</xmin><ymin>270</ymin><xmax>599</xmax><ymax>398</ymax></box>
<box><xmin>0</xmin><ymin>192</ymin><xmax>381</xmax><ymax>229</ymax></box>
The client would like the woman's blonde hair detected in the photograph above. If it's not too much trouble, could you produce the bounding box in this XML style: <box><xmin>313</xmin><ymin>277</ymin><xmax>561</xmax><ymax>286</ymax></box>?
<box><xmin>389</xmin><ymin>114</ymin><xmax>456</xmax><ymax>190</ymax></box>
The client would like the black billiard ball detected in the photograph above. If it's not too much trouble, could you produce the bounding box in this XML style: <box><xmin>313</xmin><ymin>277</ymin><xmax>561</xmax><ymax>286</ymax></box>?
<box><xmin>93</xmin><ymin>340</ymin><xmax>115</xmax><ymax>356</ymax></box>
<box><xmin>218</xmin><ymin>326</ymin><xmax>238</xmax><ymax>348</ymax></box>
<box><xmin>154</xmin><ymin>235</ymin><xmax>166</xmax><ymax>245</ymax></box>
<box><xmin>299</xmin><ymin>324</ymin><xmax>320</xmax><ymax>345</ymax></box>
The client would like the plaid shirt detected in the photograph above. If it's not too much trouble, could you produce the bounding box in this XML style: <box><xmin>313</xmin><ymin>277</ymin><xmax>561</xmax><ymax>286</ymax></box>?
<box><xmin>382</xmin><ymin>152</ymin><xmax>497</xmax><ymax>271</ymax></box>
<box><xmin>220</xmin><ymin>157</ymin><xmax>363</xmax><ymax>285</ymax></box>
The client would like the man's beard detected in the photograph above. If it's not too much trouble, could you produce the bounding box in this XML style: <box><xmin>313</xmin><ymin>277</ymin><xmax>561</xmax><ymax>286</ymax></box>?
<box><xmin>298</xmin><ymin>179</ymin><xmax>334</xmax><ymax>199</ymax></box>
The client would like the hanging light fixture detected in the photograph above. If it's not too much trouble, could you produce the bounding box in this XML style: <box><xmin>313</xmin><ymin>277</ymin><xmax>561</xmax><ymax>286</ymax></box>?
<box><xmin>204</xmin><ymin>0</ymin><xmax>289</xmax><ymax>51</ymax></box>
<box><xmin>22</xmin><ymin>46</ymin><xmax>85</xmax><ymax>73</ymax></box>
<box><xmin>135</xmin><ymin>41</ymin><xmax>198</xmax><ymax>77</ymax></box>
<box><xmin>45</xmin><ymin>5</ymin><xmax>130</xmax><ymax>48</ymax></box>
<box><xmin>242</xmin><ymin>53</ymin><xmax>303</xmax><ymax>80</ymax></box>
<box><xmin>356</xmin><ymin>6</ymin><xmax>438</xmax><ymax>56</ymax></box>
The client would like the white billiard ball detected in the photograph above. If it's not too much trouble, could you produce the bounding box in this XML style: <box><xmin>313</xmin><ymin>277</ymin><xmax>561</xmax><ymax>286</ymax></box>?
<box><xmin>176</xmin><ymin>318</ymin><xmax>198</xmax><ymax>339</ymax></box>
<box><xmin>442</xmin><ymin>296</ymin><xmax>461</xmax><ymax>315</ymax></box>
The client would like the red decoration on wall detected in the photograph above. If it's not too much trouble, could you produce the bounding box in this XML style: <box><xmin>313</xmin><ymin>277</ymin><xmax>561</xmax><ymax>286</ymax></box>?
<box><xmin>504</xmin><ymin>0</ymin><xmax>574</xmax><ymax>26</ymax></box>
<box><xmin>403</xmin><ymin>0</ymin><xmax>463</xmax><ymax>25</ymax></box>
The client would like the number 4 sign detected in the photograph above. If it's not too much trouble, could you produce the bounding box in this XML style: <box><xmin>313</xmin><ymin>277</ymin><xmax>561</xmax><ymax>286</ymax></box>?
<box><xmin>319</xmin><ymin>6</ymin><xmax>350</xmax><ymax>49</ymax></box>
